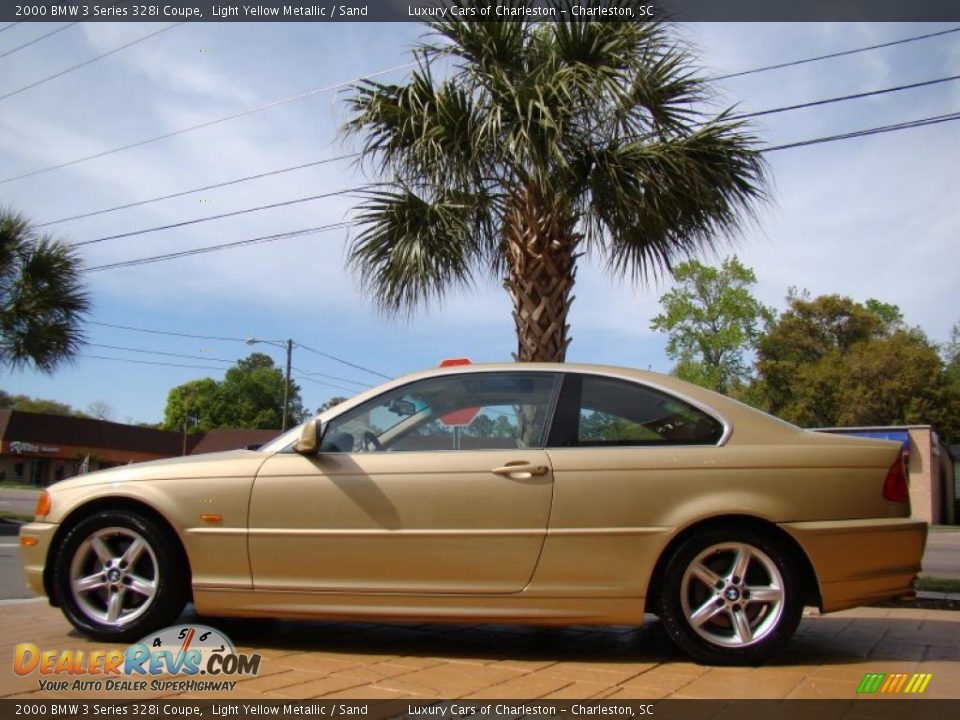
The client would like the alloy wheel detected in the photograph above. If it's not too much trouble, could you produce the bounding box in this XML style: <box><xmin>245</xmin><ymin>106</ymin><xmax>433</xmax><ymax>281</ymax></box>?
<box><xmin>679</xmin><ymin>541</ymin><xmax>785</xmax><ymax>648</ymax></box>
<box><xmin>69</xmin><ymin>526</ymin><xmax>159</xmax><ymax>627</ymax></box>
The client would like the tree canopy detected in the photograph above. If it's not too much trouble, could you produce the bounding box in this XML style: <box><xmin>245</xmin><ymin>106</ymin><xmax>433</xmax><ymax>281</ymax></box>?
<box><xmin>161</xmin><ymin>353</ymin><xmax>307</xmax><ymax>433</ymax></box>
<box><xmin>0</xmin><ymin>390</ymin><xmax>81</xmax><ymax>417</ymax></box>
<box><xmin>650</xmin><ymin>256</ymin><xmax>773</xmax><ymax>393</ymax></box>
<box><xmin>755</xmin><ymin>293</ymin><xmax>957</xmax><ymax>439</ymax></box>
<box><xmin>0</xmin><ymin>209</ymin><xmax>90</xmax><ymax>372</ymax></box>
<box><xmin>343</xmin><ymin>12</ymin><xmax>766</xmax><ymax>361</ymax></box>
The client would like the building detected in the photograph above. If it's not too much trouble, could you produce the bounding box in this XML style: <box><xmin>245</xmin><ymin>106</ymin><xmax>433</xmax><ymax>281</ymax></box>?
<box><xmin>189</xmin><ymin>428</ymin><xmax>280</xmax><ymax>455</ymax></box>
<box><xmin>813</xmin><ymin>425</ymin><xmax>956</xmax><ymax>525</ymax></box>
<box><xmin>0</xmin><ymin>410</ymin><xmax>279</xmax><ymax>486</ymax></box>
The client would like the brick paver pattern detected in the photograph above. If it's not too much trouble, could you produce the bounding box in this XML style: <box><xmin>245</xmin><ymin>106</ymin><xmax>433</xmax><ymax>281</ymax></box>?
<box><xmin>2</xmin><ymin>602</ymin><xmax>957</xmax><ymax>700</ymax></box>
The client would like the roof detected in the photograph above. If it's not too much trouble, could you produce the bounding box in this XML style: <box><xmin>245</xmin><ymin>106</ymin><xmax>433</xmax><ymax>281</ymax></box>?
<box><xmin>189</xmin><ymin>428</ymin><xmax>280</xmax><ymax>455</ymax></box>
<box><xmin>0</xmin><ymin>409</ymin><xmax>196</xmax><ymax>455</ymax></box>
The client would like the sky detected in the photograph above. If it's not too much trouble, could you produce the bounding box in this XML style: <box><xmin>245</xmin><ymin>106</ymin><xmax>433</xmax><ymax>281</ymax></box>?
<box><xmin>1</xmin><ymin>19</ymin><xmax>958</xmax><ymax>425</ymax></box>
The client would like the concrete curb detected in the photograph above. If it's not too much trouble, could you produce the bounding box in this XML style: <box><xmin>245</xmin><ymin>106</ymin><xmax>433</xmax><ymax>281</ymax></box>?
<box><xmin>917</xmin><ymin>590</ymin><xmax>960</xmax><ymax>602</ymax></box>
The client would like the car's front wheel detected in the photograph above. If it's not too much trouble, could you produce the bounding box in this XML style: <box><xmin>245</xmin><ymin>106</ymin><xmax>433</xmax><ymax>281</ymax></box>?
<box><xmin>52</xmin><ymin>510</ymin><xmax>188</xmax><ymax>642</ymax></box>
<box><xmin>657</xmin><ymin>528</ymin><xmax>803</xmax><ymax>665</ymax></box>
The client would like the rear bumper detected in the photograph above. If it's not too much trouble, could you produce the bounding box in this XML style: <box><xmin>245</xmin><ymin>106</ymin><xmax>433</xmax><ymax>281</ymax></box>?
<box><xmin>18</xmin><ymin>522</ymin><xmax>58</xmax><ymax>599</ymax></box>
<box><xmin>779</xmin><ymin>518</ymin><xmax>926</xmax><ymax>612</ymax></box>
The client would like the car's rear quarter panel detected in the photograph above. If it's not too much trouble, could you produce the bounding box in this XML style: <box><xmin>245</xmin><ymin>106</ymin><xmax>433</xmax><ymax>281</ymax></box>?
<box><xmin>532</xmin><ymin>407</ymin><xmax>923</xmax><ymax>616</ymax></box>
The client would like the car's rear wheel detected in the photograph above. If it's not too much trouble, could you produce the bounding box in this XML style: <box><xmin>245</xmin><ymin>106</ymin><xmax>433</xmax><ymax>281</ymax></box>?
<box><xmin>53</xmin><ymin>510</ymin><xmax>188</xmax><ymax>642</ymax></box>
<box><xmin>657</xmin><ymin>528</ymin><xmax>803</xmax><ymax>665</ymax></box>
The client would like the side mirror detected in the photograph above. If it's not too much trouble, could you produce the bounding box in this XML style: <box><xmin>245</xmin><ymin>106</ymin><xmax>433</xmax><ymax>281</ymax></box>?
<box><xmin>294</xmin><ymin>419</ymin><xmax>325</xmax><ymax>455</ymax></box>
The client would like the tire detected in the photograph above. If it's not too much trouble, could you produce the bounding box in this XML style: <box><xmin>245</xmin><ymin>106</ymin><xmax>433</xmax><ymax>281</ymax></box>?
<box><xmin>657</xmin><ymin>527</ymin><xmax>803</xmax><ymax>666</ymax></box>
<box><xmin>52</xmin><ymin>510</ymin><xmax>188</xmax><ymax>642</ymax></box>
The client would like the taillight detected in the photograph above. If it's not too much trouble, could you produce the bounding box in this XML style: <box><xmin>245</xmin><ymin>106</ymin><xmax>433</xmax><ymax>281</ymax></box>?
<box><xmin>35</xmin><ymin>491</ymin><xmax>51</xmax><ymax>519</ymax></box>
<box><xmin>883</xmin><ymin>458</ymin><xmax>909</xmax><ymax>503</ymax></box>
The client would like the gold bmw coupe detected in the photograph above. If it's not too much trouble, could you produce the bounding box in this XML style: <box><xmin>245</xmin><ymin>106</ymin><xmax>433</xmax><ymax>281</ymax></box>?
<box><xmin>19</xmin><ymin>363</ymin><xmax>926</xmax><ymax>665</ymax></box>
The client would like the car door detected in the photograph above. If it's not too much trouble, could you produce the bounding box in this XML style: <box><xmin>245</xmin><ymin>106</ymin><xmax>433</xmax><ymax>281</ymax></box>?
<box><xmin>248</xmin><ymin>370</ymin><xmax>561</xmax><ymax>594</ymax></box>
<box><xmin>534</xmin><ymin>372</ymin><xmax>728</xmax><ymax>595</ymax></box>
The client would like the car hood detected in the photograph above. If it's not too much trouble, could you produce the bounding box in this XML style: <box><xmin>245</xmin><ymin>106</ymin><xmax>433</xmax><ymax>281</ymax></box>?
<box><xmin>48</xmin><ymin>449</ymin><xmax>271</xmax><ymax>491</ymax></box>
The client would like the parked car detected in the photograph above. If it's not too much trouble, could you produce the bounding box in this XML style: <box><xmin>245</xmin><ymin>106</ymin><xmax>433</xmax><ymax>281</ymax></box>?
<box><xmin>19</xmin><ymin>363</ymin><xmax>925</xmax><ymax>664</ymax></box>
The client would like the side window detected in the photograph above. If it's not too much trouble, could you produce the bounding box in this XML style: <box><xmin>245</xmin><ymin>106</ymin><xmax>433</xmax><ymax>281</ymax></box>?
<box><xmin>572</xmin><ymin>375</ymin><xmax>723</xmax><ymax>447</ymax></box>
<box><xmin>322</xmin><ymin>372</ymin><xmax>559</xmax><ymax>453</ymax></box>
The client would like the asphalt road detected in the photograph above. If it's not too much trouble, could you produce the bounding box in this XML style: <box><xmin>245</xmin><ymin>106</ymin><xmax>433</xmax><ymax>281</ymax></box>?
<box><xmin>0</xmin><ymin>487</ymin><xmax>40</xmax><ymax>517</ymax></box>
<box><xmin>921</xmin><ymin>528</ymin><xmax>960</xmax><ymax>578</ymax></box>
<box><xmin>0</xmin><ymin>540</ymin><xmax>35</xmax><ymax>599</ymax></box>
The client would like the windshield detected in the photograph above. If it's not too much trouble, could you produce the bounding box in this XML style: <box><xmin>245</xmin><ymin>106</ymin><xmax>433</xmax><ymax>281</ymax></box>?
<box><xmin>257</xmin><ymin>423</ymin><xmax>308</xmax><ymax>453</ymax></box>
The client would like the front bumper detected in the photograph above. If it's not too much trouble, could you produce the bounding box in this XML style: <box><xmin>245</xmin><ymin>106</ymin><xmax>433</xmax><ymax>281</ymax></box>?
<box><xmin>780</xmin><ymin>517</ymin><xmax>927</xmax><ymax>612</ymax></box>
<box><xmin>18</xmin><ymin>522</ymin><xmax>59</xmax><ymax>600</ymax></box>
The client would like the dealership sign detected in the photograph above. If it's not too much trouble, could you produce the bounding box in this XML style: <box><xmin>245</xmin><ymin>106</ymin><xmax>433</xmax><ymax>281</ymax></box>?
<box><xmin>8</xmin><ymin>441</ymin><xmax>60</xmax><ymax>454</ymax></box>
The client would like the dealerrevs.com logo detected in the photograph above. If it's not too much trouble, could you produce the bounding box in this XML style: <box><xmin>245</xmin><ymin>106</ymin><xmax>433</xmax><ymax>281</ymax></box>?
<box><xmin>13</xmin><ymin>624</ymin><xmax>262</xmax><ymax>693</ymax></box>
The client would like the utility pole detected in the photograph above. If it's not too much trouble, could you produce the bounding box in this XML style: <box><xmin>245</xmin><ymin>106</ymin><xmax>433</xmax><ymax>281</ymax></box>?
<box><xmin>283</xmin><ymin>339</ymin><xmax>293</xmax><ymax>432</ymax></box>
<box><xmin>246</xmin><ymin>337</ymin><xmax>295</xmax><ymax>432</ymax></box>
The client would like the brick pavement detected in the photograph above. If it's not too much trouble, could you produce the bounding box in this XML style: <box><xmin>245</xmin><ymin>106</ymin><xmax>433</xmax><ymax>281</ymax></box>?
<box><xmin>1</xmin><ymin>600</ymin><xmax>958</xmax><ymax>700</ymax></box>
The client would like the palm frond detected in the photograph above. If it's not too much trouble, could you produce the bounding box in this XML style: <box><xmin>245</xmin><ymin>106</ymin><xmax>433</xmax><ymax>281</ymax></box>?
<box><xmin>348</xmin><ymin>187</ymin><xmax>497</xmax><ymax>314</ymax></box>
<box><xmin>0</xmin><ymin>221</ymin><xmax>91</xmax><ymax>373</ymax></box>
<box><xmin>585</xmin><ymin>120</ymin><xmax>767</xmax><ymax>281</ymax></box>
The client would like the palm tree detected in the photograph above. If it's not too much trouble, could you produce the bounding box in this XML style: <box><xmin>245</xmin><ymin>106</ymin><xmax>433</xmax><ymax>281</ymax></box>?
<box><xmin>0</xmin><ymin>209</ymin><xmax>90</xmax><ymax>372</ymax></box>
<box><xmin>343</xmin><ymin>11</ymin><xmax>767</xmax><ymax>361</ymax></box>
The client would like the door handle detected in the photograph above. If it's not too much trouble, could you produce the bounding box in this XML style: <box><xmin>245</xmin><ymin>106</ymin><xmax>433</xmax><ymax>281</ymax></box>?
<box><xmin>491</xmin><ymin>463</ymin><xmax>549</xmax><ymax>478</ymax></box>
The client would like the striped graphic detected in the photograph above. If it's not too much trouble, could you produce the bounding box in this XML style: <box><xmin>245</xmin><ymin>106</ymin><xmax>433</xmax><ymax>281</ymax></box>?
<box><xmin>856</xmin><ymin>672</ymin><xmax>932</xmax><ymax>694</ymax></box>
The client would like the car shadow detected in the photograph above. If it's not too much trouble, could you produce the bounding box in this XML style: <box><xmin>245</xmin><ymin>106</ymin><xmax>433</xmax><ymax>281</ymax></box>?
<box><xmin>170</xmin><ymin>608</ymin><xmax>957</xmax><ymax>668</ymax></box>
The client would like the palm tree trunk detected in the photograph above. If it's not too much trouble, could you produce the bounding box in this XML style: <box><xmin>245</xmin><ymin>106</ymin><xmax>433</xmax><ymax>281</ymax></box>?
<box><xmin>502</xmin><ymin>188</ymin><xmax>579</xmax><ymax>362</ymax></box>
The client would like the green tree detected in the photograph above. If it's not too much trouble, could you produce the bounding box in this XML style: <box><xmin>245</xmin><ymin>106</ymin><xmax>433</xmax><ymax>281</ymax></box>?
<box><xmin>0</xmin><ymin>210</ymin><xmax>90</xmax><ymax>372</ymax></box>
<box><xmin>650</xmin><ymin>256</ymin><xmax>774</xmax><ymax>393</ymax></box>
<box><xmin>943</xmin><ymin>320</ymin><xmax>960</xmax><ymax>385</ymax></box>
<box><xmin>343</xmin><ymin>13</ymin><xmax>766</xmax><ymax>361</ymax></box>
<box><xmin>756</xmin><ymin>294</ymin><xmax>957</xmax><ymax>438</ymax></box>
<box><xmin>317</xmin><ymin>396</ymin><xmax>348</xmax><ymax>413</ymax></box>
<box><xmin>218</xmin><ymin>353</ymin><xmax>307</xmax><ymax>429</ymax></box>
<box><xmin>0</xmin><ymin>390</ymin><xmax>81</xmax><ymax>416</ymax></box>
<box><xmin>161</xmin><ymin>354</ymin><xmax>307</xmax><ymax>432</ymax></box>
<box><xmin>161</xmin><ymin>378</ymin><xmax>220</xmax><ymax>434</ymax></box>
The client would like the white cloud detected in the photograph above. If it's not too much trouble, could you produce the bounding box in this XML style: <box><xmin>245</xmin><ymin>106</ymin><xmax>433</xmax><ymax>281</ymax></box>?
<box><xmin>3</xmin><ymin>21</ymin><xmax>958</xmax><ymax>421</ymax></box>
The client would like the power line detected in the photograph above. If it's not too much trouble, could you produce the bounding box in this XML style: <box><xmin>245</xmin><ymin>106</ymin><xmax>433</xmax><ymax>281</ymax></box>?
<box><xmin>0</xmin><ymin>23</ymin><xmax>22</xmax><ymax>35</ymax></box>
<box><xmin>0</xmin><ymin>23</ymin><xmax>181</xmax><ymax>103</ymax></box>
<box><xmin>36</xmin><ymin>153</ymin><xmax>357</xmax><ymax>227</ymax></box>
<box><xmin>733</xmin><ymin>73</ymin><xmax>960</xmax><ymax>121</ymax></box>
<box><xmin>38</xmin><ymin>73</ymin><xmax>956</xmax><ymax>235</ymax></box>
<box><xmin>3</xmin><ymin>27</ymin><xmax>957</xmax><ymax>188</ymax></box>
<box><xmin>87</xmin><ymin>320</ymin><xmax>389</xmax><ymax>380</ymax></box>
<box><xmin>292</xmin><ymin>367</ymin><xmax>372</xmax><ymax>388</ymax></box>
<box><xmin>293</xmin><ymin>375</ymin><xmax>364</xmax><ymax>394</ymax></box>
<box><xmin>78</xmin><ymin>109</ymin><xmax>960</xmax><ymax>275</ymax></box>
<box><xmin>89</xmin><ymin>341</ymin><xmax>374</xmax><ymax>387</ymax></box>
<box><xmin>27</xmin><ymin>31</ymin><xmax>960</xmax><ymax>230</ymax></box>
<box><xmin>74</xmin><ymin>188</ymin><xmax>360</xmax><ymax>247</ymax></box>
<box><xmin>765</xmin><ymin>110</ymin><xmax>960</xmax><ymax>152</ymax></box>
<box><xmin>0</xmin><ymin>60</ymin><xmax>417</xmax><ymax>186</ymax></box>
<box><xmin>712</xmin><ymin>26</ymin><xmax>960</xmax><ymax>82</ymax></box>
<box><xmin>88</xmin><ymin>342</ymin><xmax>240</xmax><ymax>365</ymax></box>
<box><xmin>83</xmin><ymin>354</ymin><xmax>228</xmax><ymax>372</ymax></box>
<box><xmin>296</xmin><ymin>343</ymin><xmax>392</xmax><ymax>380</ymax></box>
<box><xmin>89</xmin><ymin>320</ymin><xmax>248</xmax><ymax>342</ymax></box>
<box><xmin>84</xmin><ymin>222</ymin><xmax>351</xmax><ymax>271</ymax></box>
<box><xmin>41</xmin><ymin>71</ymin><xmax>955</xmax><ymax>241</ymax></box>
<box><xmin>0</xmin><ymin>22</ymin><xmax>77</xmax><ymax>61</ymax></box>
